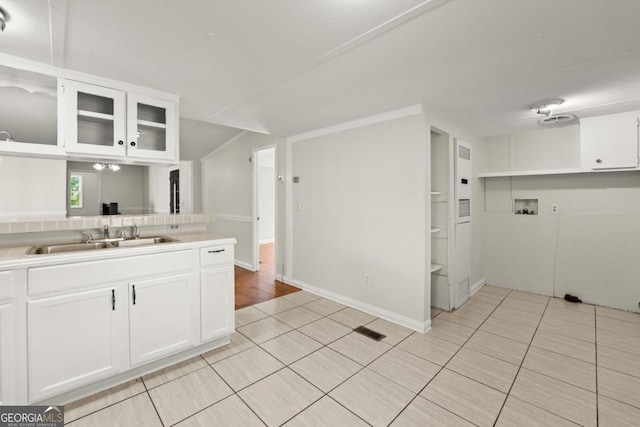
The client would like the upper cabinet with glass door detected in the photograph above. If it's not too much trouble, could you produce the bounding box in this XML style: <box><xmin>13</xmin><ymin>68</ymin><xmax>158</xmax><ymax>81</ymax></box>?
<box><xmin>60</xmin><ymin>79</ymin><xmax>178</xmax><ymax>164</ymax></box>
<box><xmin>0</xmin><ymin>63</ymin><xmax>64</xmax><ymax>158</ymax></box>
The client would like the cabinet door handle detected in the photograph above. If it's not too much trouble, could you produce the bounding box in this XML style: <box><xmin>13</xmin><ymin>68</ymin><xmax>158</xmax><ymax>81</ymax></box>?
<box><xmin>130</xmin><ymin>141</ymin><xmax>136</xmax><ymax>147</ymax></box>
<box><xmin>132</xmin><ymin>285</ymin><xmax>136</xmax><ymax>305</ymax></box>
<box><xmin>117</xmin><ymin>140</ymin><xmax>124</xmax><ymax>145</ymax></box>
<box><xmin>208</xmin><ymin>249</ymin><xmax>225</xmax><ymax>253</ymax></box>
<box><xmin>112</xmin><ymin>289</ymin><xmax>116</xmax><ymax>311</ymax></box>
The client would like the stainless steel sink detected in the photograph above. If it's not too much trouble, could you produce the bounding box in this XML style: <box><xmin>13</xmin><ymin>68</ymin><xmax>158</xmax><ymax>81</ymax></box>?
<box><xmin>27</xmin><ymin>242</ymin><xmax>114</xmax><ymax>255</ymax></box>
<box><xmin>27</xmin><ymin>236</ymin><xmax>178</xmax><ymax>255</ymax></box>
<box><xmin>112</xmin><ymin>236</ymin><xmax>177</xmax><ymax>247</ymax></box>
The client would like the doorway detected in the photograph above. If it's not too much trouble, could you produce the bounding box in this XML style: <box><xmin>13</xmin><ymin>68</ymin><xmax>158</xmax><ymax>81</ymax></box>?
<box><xmin>254</xmin><ymin>146</ymin><xmax>276</xmax><ymax>272</ymax></box>
<box><xmin>169</xmin><ymin>169</ymin><xmax>180</xmax><ymax>214</ymax></box>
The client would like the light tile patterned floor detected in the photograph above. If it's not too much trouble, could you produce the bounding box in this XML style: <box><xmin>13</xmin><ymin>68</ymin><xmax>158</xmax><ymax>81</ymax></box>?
<box><xmin>65</xmin><ymin>286</ymin><xmax>640</xmax><ymax>426</ymax></box>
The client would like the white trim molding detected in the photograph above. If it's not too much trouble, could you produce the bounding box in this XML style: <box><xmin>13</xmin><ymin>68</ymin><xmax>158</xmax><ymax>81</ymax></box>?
<box><xmin>470</xmin><ymin>278</ymin><xmax>486</xmax><ymax>296</ymax></box>
<box><xmin>214</xmin><ymin>214</ymin><xmax>252</xmax><ymax>223</ymax></box>
<box><xmin>287</xmin><ymin>105</ymin><xmax>424</xmax><ymax>143</ymax></box>
<box><xmin>284</xmin><ymin>276</ymin><xmax>431</xmax><ymax>333</ymax></box>
<box><xmin>235</xmin><ymin>260</ymin><xmax>255</xmax><ymax>271</ymax></box>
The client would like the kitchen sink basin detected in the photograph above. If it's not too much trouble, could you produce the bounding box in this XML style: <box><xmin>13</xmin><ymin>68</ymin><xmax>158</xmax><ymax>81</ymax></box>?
<box><xmin>111</xmin><ymin>236</ymin><xmax>177</xmax><ymax>247</ymax></box>
<box><xmin>27</xmin><ymin>236</ymin><xmax>178</xmax><ymax>255</ymax></box>
<box><xmin>27</xmin><ymin>242</ymin><xmax>114</xmax><ymax>255</ymax></box>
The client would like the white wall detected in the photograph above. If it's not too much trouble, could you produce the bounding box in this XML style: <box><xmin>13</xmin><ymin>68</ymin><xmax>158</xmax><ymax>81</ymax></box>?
<box><xmin>146</xmin><ymin>165</ymin><xmax>170</xmax><ymax>214</ymax></box>
<box><xmin>289</xmin><ymin>113</ymin><xmax>426</xmax><ymax>326</ymax></box>
<box><xmin>178</xmin><ymin>160</ymin><xmax>202</xmax><ymax>214</ymax></box>
<box><xmin>201</xmin><ymin>132</ymin><xmax>285</xmax><ymax>270</ymax></box>
<box><xmin>484</xmin><ymin>127</ymin><xmax>640</xmax><ymax>312</ymax></box>
<box><xmin>287</xmin><ymin>107</ymin><xmax>486</xmax><ymax>328</ymax></box>
<box><xmin>484</xmin><ymin>125</ymin><xmax>580</xmax><ymax>173</ymax></box>
<box><xmin>257</xmin><ymin>148</ymin><xmax>276</xmax><ymax>244</ymax></box>
<box><xmin>0</xmin><ymin>156</ymin><xmax>66</xmax><ymax>218</ymax></box>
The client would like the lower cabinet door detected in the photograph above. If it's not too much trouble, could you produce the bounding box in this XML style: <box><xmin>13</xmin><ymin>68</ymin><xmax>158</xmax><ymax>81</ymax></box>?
<box><xmin>201</xmin><ymin>266</ymin><xmax>234</xmax><ymax>342</ymax></box>
<box><xmin>0</xmin><ymin>302</ymin><xmax>15</xmax><ymax>405</ymax></box>
<box><xmin>129</xmin><ymin>273</ymin><xmax>197</xmax><ymax>366</ymax></box>
<box><xmin>28</xmin><ymin>286</ymin><xmax>127</xmax><ymax>402</ymax></box>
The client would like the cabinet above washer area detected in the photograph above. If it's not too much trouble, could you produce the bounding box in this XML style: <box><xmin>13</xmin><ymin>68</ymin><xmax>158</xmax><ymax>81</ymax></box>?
<box><xmin>580</xmin><ymin>110</ymin><xmax>639</xmax><ymax>171</ymax></box>
<box><xmin>0</xmin><ymin>52</ymin><xmax>179</xmax><ymax>165</ymax></box>
<box><xmin>479</xmin><ymin>111</ymin><xmax>640</xmax><ymax>178</ymax></box>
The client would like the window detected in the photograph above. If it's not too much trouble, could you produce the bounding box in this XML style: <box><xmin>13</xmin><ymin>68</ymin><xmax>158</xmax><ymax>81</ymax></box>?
<box><xmin>70</xmin><ymin>174</ymin><xmax>83</xmax><ymax>208</ymax></box>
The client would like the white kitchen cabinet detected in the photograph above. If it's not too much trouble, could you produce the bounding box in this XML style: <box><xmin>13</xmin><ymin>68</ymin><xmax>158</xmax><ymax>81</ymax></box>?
<box><xmin>15</xmin><ymin>239</ymin><xmax>234</xmax><ymax>404</ymax></box>
<box><xmin>61</xmin><ymin>79</ymin><xmax>127</xmax><ymax>157</ymax></box>
<box><xmin>27</xmin><ymin>286</ymin><xmax>128</xmax><ymax>402</ymax></box>
<box><xmin>0</xmin><ymin>302</ymin><xmax>15</xmax><ymax>405</ymax></box>
<box><xmin>129</xmin><ymin>273</ymin><xmax>197</xmax><ymax>366</ymax></box>
<box><xmin>201</xmin><ymin>265</ymin><xmax>234</xmax><ymax>342</ymax></box>
<box><xmin>581</xmin><ymin>110</ymin><xmax>639</xmax><ymax>170</ymax></box>
<box><xmin>60</xmin><ymin>79</ymin><xmax>177</xmax><ymax>163</ymax></box>
<box><xmin>126</xmin><ymin>93</ymin><xmax>177</xmax><ymax>161</ymax></box>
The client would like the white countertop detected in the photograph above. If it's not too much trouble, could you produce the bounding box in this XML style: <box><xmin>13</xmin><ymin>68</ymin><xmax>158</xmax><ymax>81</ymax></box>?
<box><xmin>0</xmin><ymin>232</ymin><xmax>236</xmax><ymax>269</ymax></box>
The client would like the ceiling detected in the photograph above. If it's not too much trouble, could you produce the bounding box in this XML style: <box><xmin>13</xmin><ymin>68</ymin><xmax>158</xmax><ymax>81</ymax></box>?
<box><xmin>2</xmin><ymin>0</ymin><xmax>640</xmax><ymax>156</ymax></box>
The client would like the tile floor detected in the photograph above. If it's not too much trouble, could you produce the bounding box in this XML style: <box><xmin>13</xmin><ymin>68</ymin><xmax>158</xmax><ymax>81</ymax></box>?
<box><xmin>65</xmin><ymin>285</ymin><xmax>640</xmax><ymax>426</ymax></box>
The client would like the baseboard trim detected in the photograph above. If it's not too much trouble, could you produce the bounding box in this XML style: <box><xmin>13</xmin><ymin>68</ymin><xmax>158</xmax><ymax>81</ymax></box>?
<box><xmin>470</xmin><ymin>278</ymin><xmax>486</xmax><ymax>296</ymax></box>
<box><xmin>235</xmin><ymin>260</ymin><xmax>255</xmax><ymax>271</ymax></box>
<box><xmin>283</xmin><ymin>276</ymin><xmax>431</xmax><ymax>333</ymax></box>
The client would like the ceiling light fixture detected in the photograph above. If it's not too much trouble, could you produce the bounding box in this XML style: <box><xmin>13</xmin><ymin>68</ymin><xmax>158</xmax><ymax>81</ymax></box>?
<box><xmin>0</xmin><ymin>130</ymin><xmax>14</xmax><ymax>141</ymax></box>
<box><xmin>92</xmin><ymin>162</ymin><xmax>121</xmax><ymax>171</ymax></box>
<box><xmin>530</xmin><ymin>98</ymin><xmax>565</xmax><ymax>117</ymax></box>
<box><xmin>0</xmin><ymin>7</ymin><xmax>8</xmax><ymax>32</ymax></box>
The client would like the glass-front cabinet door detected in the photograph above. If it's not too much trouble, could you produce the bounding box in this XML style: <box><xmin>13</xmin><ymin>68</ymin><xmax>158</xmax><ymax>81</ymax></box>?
<box><xmin>60</xmin><ymin>79</ymin><xmax>127</xmax><ymax>156</ymax></box>
<box><xmin>126</xmin><ymin>93</ymin><xmax>177</xmax><ymax>161</ymax></box>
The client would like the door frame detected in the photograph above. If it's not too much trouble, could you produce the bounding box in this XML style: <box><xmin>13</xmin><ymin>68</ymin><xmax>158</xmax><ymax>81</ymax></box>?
<box><xmin>251</xmin><ymin>144</ymin><xmax>278</xmax><ymax>274</ymax></box>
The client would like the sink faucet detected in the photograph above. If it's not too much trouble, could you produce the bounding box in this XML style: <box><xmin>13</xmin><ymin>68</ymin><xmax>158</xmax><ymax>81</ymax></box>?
<box><xmin>132</xmin><ymin>224</ymin><xmax>140</xmax><ymax>239</ymax></box>
<box><xmin>81</xmin><ymin>232</ymin><xmax>93</xmax><ymax>243</ymax></box>
<box><xmin>103</xmin><ymin>225</ymin><xmax>110</xmax><ymax>239</ymax></box>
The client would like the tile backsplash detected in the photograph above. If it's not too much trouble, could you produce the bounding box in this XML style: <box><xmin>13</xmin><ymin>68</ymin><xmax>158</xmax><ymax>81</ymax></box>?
<box><xmin>0</xmin><ymin>213</ymin><xmax>215</xmax><ymax>235</ymax></box>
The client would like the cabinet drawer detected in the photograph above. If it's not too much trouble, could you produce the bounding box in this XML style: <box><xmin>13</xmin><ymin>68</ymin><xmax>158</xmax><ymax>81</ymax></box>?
<box><xmin>200</xmin><ymin>245</ymin><xmax>233</xmax><ymax>267</ymax></box>
<box><xmin>29</xmin><ymin>250</ymin><xmax>193</xmax><ymax>297</ymax></box>
<box><xmin>0</xmin><ymin>271</ymin><xmax>12</xmax><ymax>301</ymax></box>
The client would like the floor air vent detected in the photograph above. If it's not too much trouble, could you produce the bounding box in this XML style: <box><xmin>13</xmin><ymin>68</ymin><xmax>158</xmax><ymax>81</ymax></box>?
<box><xmin>354</xmin><ymin>326</ymin><xmax>386</xmax><ymax>341</ymax></box>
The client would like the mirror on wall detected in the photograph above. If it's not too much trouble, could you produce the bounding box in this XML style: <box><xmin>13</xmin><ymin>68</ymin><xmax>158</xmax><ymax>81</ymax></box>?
<box><xmin>0</xmin><ymin>64</ymin><xmax>57</xmax><ymax>145</ymax></box>
<box><xmin>66</xmin><ymin>161</ymin><xmax>149</xmax><ymax>216</ymax></box>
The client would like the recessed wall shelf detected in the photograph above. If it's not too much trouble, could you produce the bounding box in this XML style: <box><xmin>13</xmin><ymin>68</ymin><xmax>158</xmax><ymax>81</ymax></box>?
<box><xmin>430</xmin><ymin>191</ymin><xmax>442</xmax><ymax>195</ymax></box>
<box><xmin>478</xmin><ymin>168</ymin><xmax>584</xmax><ymax>178</ymax></box>
<box><xmin>430</xmin><ymin>228</ymin><xmax>441</xmax><ymax>234</ymax></box>
<box><xmin>514</xmin><ymin>198</ymin><xmax>538</xmax><ymax>215</ymax></box>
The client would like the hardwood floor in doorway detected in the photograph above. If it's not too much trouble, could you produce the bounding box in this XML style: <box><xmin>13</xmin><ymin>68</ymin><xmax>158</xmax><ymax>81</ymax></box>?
<box><xmin>235</xmin><ymin>243</ymin><xmax>300</xmax><ymax>309</ymax></box>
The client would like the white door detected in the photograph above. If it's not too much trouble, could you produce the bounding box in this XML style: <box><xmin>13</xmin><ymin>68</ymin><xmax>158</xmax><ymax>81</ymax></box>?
<box><xmin>201</xmin><ymin>266</ymin><xmax>234</xmax><ymax>342</ymax></box>
<box><xmin>0</xmin><ymin>303</ymin><xmax>14</xmax><ymax>405</ymax></box>
<box><xmin>129</xmin><ymin>273</ymin><xmax>196</xmax><ymax>366</ymax></box>
<box><xmin>28</xmin><ymin>286</ymin><xmax>127</xmax><ymax>402</ymax></box>
<box><xmin>126</xmin><ymin>93</ymin><xmax>177</xmax><ymax>161</ymax></box>
<box><xmin>61</xmin><ymin>79</ymin><xmax>127</xmax><ymax>157</ymax></box>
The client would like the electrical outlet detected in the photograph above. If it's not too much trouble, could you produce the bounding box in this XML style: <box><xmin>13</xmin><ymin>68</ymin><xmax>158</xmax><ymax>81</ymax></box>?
<box><xmin>551</xmin><ymin>204</ymin><xmax>559</xmax><ymax>214</ymax></box>
<box><xmin>169</xmin><ymin>224</ymin><xmax>180</xmax><ymax>230</ymax></box>
<box><xmin>364</xmin><ymin>273</ymin><xmax>371</xmax><ymax>286</ymax></box>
